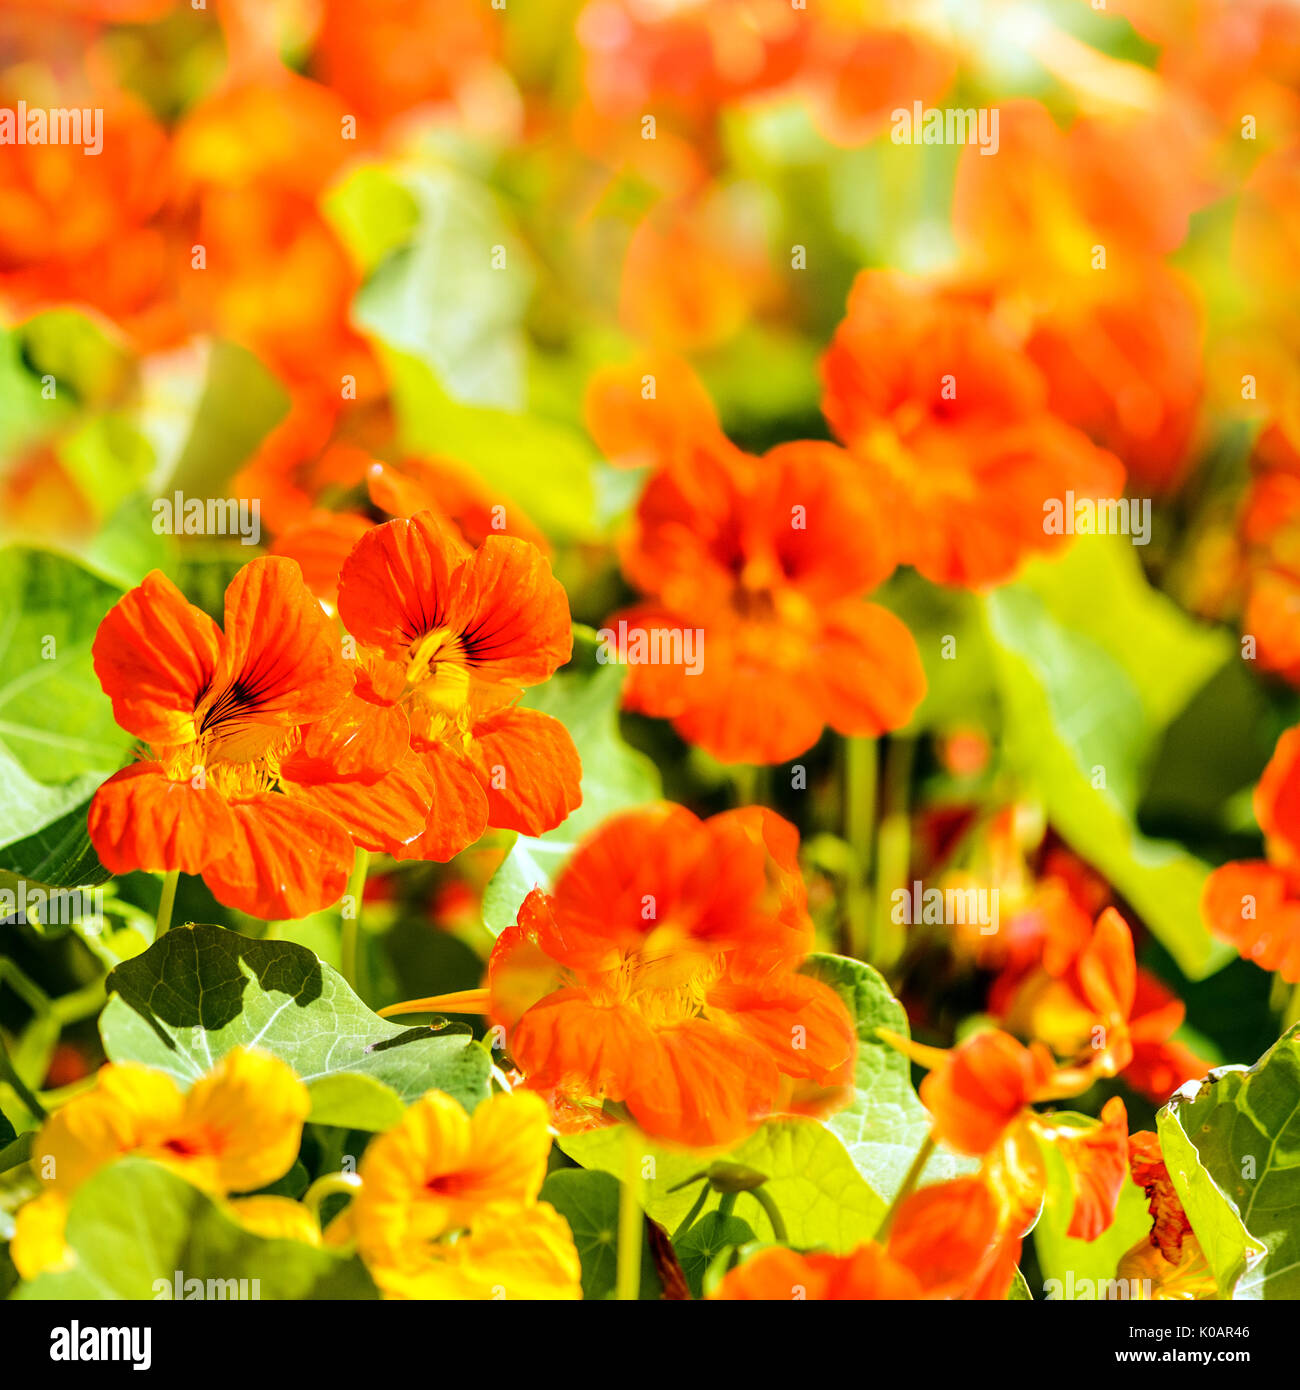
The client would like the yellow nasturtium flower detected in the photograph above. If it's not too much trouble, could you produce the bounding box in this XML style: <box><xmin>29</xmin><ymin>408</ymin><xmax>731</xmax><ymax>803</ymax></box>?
<box><xmin>10</xmin><ymin>1047</ymin><xmax>310</xmax><ymax>1279</ymax></box>
<box><xmin>8</xmin><ymin>1193</ymin><xmax>75</xmax><ymax>1280</ymax></box>
<box><xmin>345</xmin><ymin>1088</ymin><xmax>582</xmax><ymax>1300</ymax></box>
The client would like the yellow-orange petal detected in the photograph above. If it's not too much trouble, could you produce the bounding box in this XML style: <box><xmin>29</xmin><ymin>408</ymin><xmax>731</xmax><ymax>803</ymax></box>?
<box><xmin>140</xmin><ymin>1047</ymin><xmax>310</xmax><ymax>1195</ymax></box>
<box><xmin>227</xmin><ymin>1195</ymin><xmax>322</xmax><ymax>1246</ymax></box>
<box><xmin>9</xmin><ymin>1193</ymin><xmax>73</xmax><ymax>1281</ymax></box>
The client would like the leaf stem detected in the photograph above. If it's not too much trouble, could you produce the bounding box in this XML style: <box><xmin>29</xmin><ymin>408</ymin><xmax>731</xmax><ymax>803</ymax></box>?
<box><xmin>870</xmin><ymin>735</ymin><xmax>915</xmax><ymax>971</ymax></box>
<box><xmin>844</xmin><ymin>736</ymin><xmax>878</xmax><ymax>959</ymax></box>
<box><xmin>0</xmin><ymin>1031</ymin><xmax>46</xmax><ymax>1122</ymax></box>
<box><xmin>154</xmin><ymin>869</ymin><xmax>180</xmax><ymax>940</ymax></box>
<box><xmin>1285</xmin><ymin>980</ymin><xmax>1300</xmax><ymax>1032</ymax></box>
<box><xmin>303</xmin><ymin>1171</ymin><xmax>362</xmax><ymax>1223</ymax></box>
<box><xmin>876</xmin><ymin>1132</ymin><xmax>934</xmax><ymax>1241</ymax></box>
<box><xmin>749</xmin><ymin>1186</ymin><xmax>788</xmax><ymax>1244</ymax></box>
<box><xmin>670</xmin><ymin>1182</ymin><xmax>711</xmax><ymax>1244</ymax></box>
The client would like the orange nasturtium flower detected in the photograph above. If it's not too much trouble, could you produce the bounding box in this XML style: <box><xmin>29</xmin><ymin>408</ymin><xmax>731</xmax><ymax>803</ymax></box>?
<box><xmin>820</xmin><ymin>269</ymin><xmax>1126</xmax><ymax>589</ymax></box>
<box><xmin>882</xmin><ymin>1023</ymin><xmax>1131</xmax><ymax>1254</ymax></box>
<box><xmin>335</xmin><ymin>512</ymin><xmax>582</xmax><ymax>859</ymax></box>
<box><xmin>11</xmin><ymin>1048</ymin><xmax>310</xmax><ymax>1280</ymax></box>
<box><xmin>1204</xmin><ymin>723</ymin><xmax>1300</xmax><ymax>980</ymax></box>
<box><xmin>343</xmin><ymin>1089</ymin><xmax>581</xmax><ymax>1300</ymax></box>
<box><xmin>85</xmin><ymin>556</ymin><xmax>425</xmax><ymax>919</ymax></box>
<box><xmin>712</xmin><ymin>1176</ymin><xmax>1012</xmax><ymax>1301</ymax></box>
<box><xmin>997</xmin><ymin>903</ymin><xmax>1209</xmax><ymax>1104</ymax></box>
<box><xmin>385</xmin><ymin>804</ymin><xmax>855</xmax><ymax>1148</ymax></box>
<box><xmin>590</xmin><ymin>359</ymin><xmax>924</xmax><ymax>764</ymax></box>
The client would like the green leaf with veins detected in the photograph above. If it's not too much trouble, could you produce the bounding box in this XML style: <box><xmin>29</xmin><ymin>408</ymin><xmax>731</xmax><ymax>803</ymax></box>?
<box><xmin>1158</xmin><ymin>1026</ymin><xmax>1300</xmax><ymax>1299</ymax></box>
<box><xmin>675</xmin><ymin>1212</ymin><xmax>757</xmax><ymax>1299</ymax></box>
<box><xmin>539</xmin><ymin>1167</ymin><xmax>662</xmax><ymax>1300</ymax></box>
<box><xmin>100</xmin><ymin>923</ymin><xmax>491</xmax><ymax>1120</ymax></box>
<box><xmin>562</xmin><ymin>1117</ymin><xmax>884</xmax><ymax>1252</ymax></box>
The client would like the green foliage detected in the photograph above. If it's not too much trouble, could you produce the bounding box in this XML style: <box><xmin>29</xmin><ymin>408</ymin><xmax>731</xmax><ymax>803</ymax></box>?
<box><xmin>382</xmin><ymin>348</ymin><xmax>599</xmax><ymax>544</ymax></box>
<box><xmin>164</xmin><ymin>341</ymin><xmax>288</xmax><ymax>498</ymax></box>
<box><xmin>15</xmin><ymin>1158</ymin><xmax>377</xmax><ymax>1300</ymax></box>
<box><xmin>352</xmin><ymin>168</ymin><xmax>532</xmax><ymax>409</ymax></box>
<box><xmin>539</xmin><ymin>1168</ymin><xmax>663</xmax><ymax>1300</ymax></box>
<box><xmin>1158</xmin><ymin>1026</ymin><xmax>1300</xmax><ymax>1299</ymax></box>
<box><xmin>0</xmin><ymin>548</ymin><xmax>132</xmax><ymax>888</ymax></box>
<box><xmin>100</xmin><ymin>923</ymin><xmax>492</xmax><ymax>1119</ymax></box>
<box><xmin>985</xmin><ymin>536</ymin><xmax>1234</xmax><ymax>979</ymax></box>
<box><xmin>0</xmin><ymin>801</ymin><xmax>110</xmax><ymax>894</ymax></box>
<box><xmin>802</xmin><ymin>953</ymin><xmax>977</xmax><ymax>1201</ymax></box>
<box><xmin>562</xmin><ymin>1117</ymin><xmax>885</xmax><ymax>1253</ymax></box>
<box><xmin>675</xmin><ymin>1212</ymin><xmax>757</xmax><ymax>1299</ymax></box>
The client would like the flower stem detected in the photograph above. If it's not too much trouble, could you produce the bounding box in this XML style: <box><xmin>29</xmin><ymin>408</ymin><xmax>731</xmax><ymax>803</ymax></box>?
<box><xmin>341</xmin><ymin>849</ymin><xmax>369</xmax><ymax>994</ymax></box>
<box><xmin>870</xmin><ymin>735</ymin><xmax>915</xmax><ymax>971</ymax></box>
<box><xmin>617</xmin><ymin>1125</ymin><xmax>643</xmax><ymax>1301</ymax></box>
<box><xmin>0</xmin><ymin>1032</ymin><xmax>46</xmax><ymax>1122</ymax></box>
<box><xmin>303</xmin><ymin>1171</ymin><xmax>362</xmax><ymax>1223</ymax></box>
<box><xmin>1285</xmin><ymin>980</ymin><xmax>1300</xmax><ymax>1032</ymax></box>
<box><xmin>844</xmin><ymin>736</ymin><xmax>878</xmax><ymax>959</ymax></box>
<box><xmin>154</xmin><ymin>869</ymin><xmax>179</xmax><ymax>940</ymax></box>
<box><xmin>876</xmin><ymin>1132</ymin><xmax>934</xmax><ymax>1241</ymax></box>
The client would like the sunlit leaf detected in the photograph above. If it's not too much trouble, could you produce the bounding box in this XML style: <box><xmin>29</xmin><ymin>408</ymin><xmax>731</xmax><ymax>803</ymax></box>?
<box><xmin>1158</xmin><ymin>1026</ymin><xmax>1300</xmax><ymax>1299</ymax></box>
<box><xmin>100</xmin><ymin>923</ymin><xmax>492</xmax><ymax>1117</ymax></box>
<box><xmin>562</xmin><ymin>1117</ymin><xmax>885</xmax><ymax>1253</ymax></box>
<box><xmin>539</xmin><ymin>1167</ymin><xmax>662</xmax><ymax>1301</ymax></box>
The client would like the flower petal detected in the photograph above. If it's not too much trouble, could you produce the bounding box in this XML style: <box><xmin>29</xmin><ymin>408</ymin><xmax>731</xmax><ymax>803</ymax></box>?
<box><xmin>200</xmin><ymin>793</ymin><xmax>353</xmax><ymax>920</ymax></box>
<box><xmin>336</xmin><ymin>511</ymin><xmax>470</xmax><ymax>657</ymax></box>
<box><xmin>88</xmin><ymin>762</ymin><xmax>236</xmax><ymax>875</ymax></box>
<box><xmin>92</xmin><ymin>569</ymin><xmax>223</xmax><ymax>744</ymax></box>
<box><xmin>467</xmin><ymin>706</ymin><xmax>582</xmax><ymax>835</ymax></box>
<box><xmin>390</xmin><ymin>742</ymin><xmax>490</xmax><ymax>862</ymax></box>
<box><xmin>215</xmin><ymin>555</ymin><xmax>354</xmax><ymax>731</ymax></box>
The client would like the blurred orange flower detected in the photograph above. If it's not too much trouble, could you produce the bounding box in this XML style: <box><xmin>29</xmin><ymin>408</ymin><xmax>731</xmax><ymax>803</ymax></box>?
<box><xmin>821</xmin><ymin>270</ymin><xmax>1126</xmax><ymax>587</ymax></box>
<box><xmin>599</xmin><ymin>359</ymin><xmax>923</xmax><ymax>763</ymax></box>
<box><xmin>883</xmin><ymin>1025</ymin><xmax>1131</xmax><ymax>1245</ymax></box>
<box><xmin>951</xmin><ymin>99</ymin><xmax>1211</xmax><ymax>492</ymax></box>
<box><xmin>1204</xmin><ymin>723</ymin><xmax>1300</xmax><ymax>979</ymax></box>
